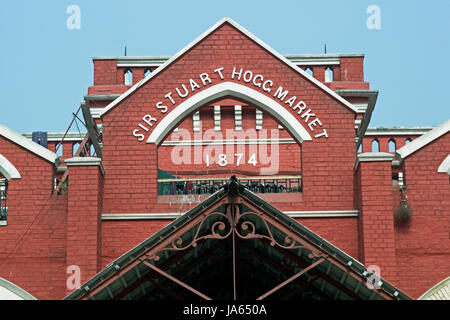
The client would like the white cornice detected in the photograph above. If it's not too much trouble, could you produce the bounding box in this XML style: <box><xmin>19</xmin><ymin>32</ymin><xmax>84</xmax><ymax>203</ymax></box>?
<box><xmin>65</xmin><ymin>157</ymin><xmax>105</xmax><ymax>175</ymax></box>
<box><xmin>22</xmin><ymin>132</ymin><xmax>86</xmax><ymax>142</ymax></box>
<box><xmin>396</xmin><ymin>119</ymin><xmax>450</xmax><ymax>160</ymax></box>
<box><xmin>0</xmin><ymin>124</ymin><xmax>60</xmax><ymax>165</ymax></box>
<box><xmin>365</xmin><ymin>127</ymin><xmax>433</xmax><ymax>136</ymax></box>
<box><xmin>94</xmin><ymin>54</ymin><xmax>364</xmax><ymax>68</ymax></box>
<box><xmin>0</xmin><ymin>154</ymin><xmax>21</xmax><ymax>180</ymax></box>
<box><xmin>100</xmin><ymin>17</ymin><xmax>359</xmax><ymax>118</ymax></box>
<box><xmin>437</xmin><ymin>155</ymin><xmax>450</xmax><ymax>174</ymax></box>
<box><xmin>354</xmin><ymin>152</ymin><xmax>394</xmax><ymax>170</ymax></box>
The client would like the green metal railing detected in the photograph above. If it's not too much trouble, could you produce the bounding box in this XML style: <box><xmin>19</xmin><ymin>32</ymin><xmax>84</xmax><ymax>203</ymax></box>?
<box><xmin>158</xmin><ymin>176</ymin><xmax>302</xmax><ymax>195</ymax></box>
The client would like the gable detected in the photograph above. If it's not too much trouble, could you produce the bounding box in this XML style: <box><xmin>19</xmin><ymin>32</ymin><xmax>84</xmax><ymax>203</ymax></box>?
<box><xmin>99</xmin><ymin>18</ymin><xmax>359</xmax><ymax>146</ymax></box>
<box><xmin>0</xmin><ymin>124</ymin><xmax>60</xmax><ymax>165</ymax></box>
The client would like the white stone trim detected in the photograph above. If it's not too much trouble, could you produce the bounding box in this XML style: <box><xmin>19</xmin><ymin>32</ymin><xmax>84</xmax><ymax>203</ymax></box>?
<box><xmin>365</xmin><ymin>127</ymin><xmax>433</xmax><ymax>136</ymax></box>
<box><xmin>0</xmin><ymin>277</ymin><xmax>37</xmax><ymax>300</ymax></box>
<box><xmin>418</xmin><ymin>277</ymin><xmax>450</xmax><ymax>300</ymax></box>
<box><xmin>354</xmin><ymin>152</ymin><xmax>394</xmax><ymax>171</ymax></box>
<box><xmin>101</xmin><ymin>209</ymin><xmax>359</xmax><ymax>220</ymax></box>
<box><xmin>100</xmin><ymin>17</ymin><xmax>359</xmax><ymax>118</ymax></box>
<box><xmin>437</xmin><ymin>155</ymin><xmax>450</xmax><ymax>174</ymax></box>
<box><xmin>396</xmin><ymin>119</ymin><xmax>450</xmax><ymax>160</ymax></box>
<box><xmin>0</xmin><ymin>124</ymin><xmax>59</xmax><ymax>165</ymax></box>
<box><xmin>0</xmin><ymin>155</ymin><xmax>21</xmax><ymax>180</ymax></box>
<box><xmin>65</xmin><ymin>157</ymin><xmax>105</xmax><ymax>175</ymax></box>
<box><xmin>147</xmin><ymin>82</ymin><xmax>313</xmax><ymax>145</ymax></box>
<box><xmin>98</xmin><ymin>54</ymin><xmax>364</xmax><ymax>68</ymax></box>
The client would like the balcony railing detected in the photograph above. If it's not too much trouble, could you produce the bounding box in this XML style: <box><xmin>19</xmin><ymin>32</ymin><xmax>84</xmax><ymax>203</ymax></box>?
<box><xmin>158</xmin><ymin>176</ymin><xmax>302</xmax><ymax>195</ymax></box>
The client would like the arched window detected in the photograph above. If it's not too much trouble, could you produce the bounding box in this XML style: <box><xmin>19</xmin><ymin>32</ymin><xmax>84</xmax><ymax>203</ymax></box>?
<box><xmin>372</xmin><ymin>139</ymin><xmax>380</xmax><ymax>152</ymax></box>
<box><xmin>325</xmin><ymin>67</ymin><xmax>334</xmax><ymax>82</ymax></box>
<box><xmin>144</xmin><ymin>69</ymin><xmax>151</xmax><ymax>77</ymax></box>
<box><xmin>72</xmin><ymin>142</ymin><xmax>80</xmax><ymax>156</ymax></box>
<box><xmin>124</xmin><ymin>69</ymin><xmax>133</xmax><ymax>85</ymax></box>
<box><xmin>388</xmin><ymin>139</ymin><xmax>396</xmax><ymax>152</ymax></box>
<box><xmin>405</xmin><ymin>138</ymin><xmax>412</xmax><ymax>144</ymax></box>
<box><xmin>56</xmin><ymin>143</ymin><xmax>63</xmax><ymax>157</ymax></box>
<box><xmin>305</xmin><ymin>67</ymin><xmax>314</xmax><ymax>77</ymax></box>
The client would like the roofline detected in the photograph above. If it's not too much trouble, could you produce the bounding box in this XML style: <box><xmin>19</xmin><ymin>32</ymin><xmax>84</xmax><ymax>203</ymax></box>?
<box><xmin>365</xmin><ymin>127</ymin><xmax>433</xmax><ymax>136</ymax></box>
<box><xmin>0</xmin><ymin>154</ymin><xmax>21</xmax><ymax>180</ymax></box>
<box><xmin>0</xmin><ymin>124</ymin><xmax>60</xmax><ymax>165</ymax></box>
<box><xmin>93</xmin><ymin>53</ymin><xmax>365</xmax><ymax>67</ymax></box>
<box><xmin>396</xmin><ymin>119</ymin><xmax>450</xmax><ymax>160</ymax></box>
<box><xmin>100</xmin><ymin>17</ymin><xmax>359</xmax><ymax>118</ymax></box>
<box><xmin>437</xmin><ymin>155</ymin><xmax>450</xmax><ymax>174</ymax></box>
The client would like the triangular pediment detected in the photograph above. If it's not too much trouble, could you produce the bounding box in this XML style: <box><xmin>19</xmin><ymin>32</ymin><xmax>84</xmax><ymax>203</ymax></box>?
<box><xmin>65</xmin><ymin>177</ymin><xmax>410</xmax><ymax>300</ymax></box>
<box><xmin>100</xmin><ymin>17</ymin><xmax>358</xmax><ymax>118</ymax></box>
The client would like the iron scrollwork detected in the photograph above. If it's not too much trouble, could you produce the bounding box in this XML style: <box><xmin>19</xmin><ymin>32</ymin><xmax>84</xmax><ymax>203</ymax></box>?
<box><xmin>147</xmin><ymin>205</ymin><xmax>304</xmax><ymax>261</ymax></box>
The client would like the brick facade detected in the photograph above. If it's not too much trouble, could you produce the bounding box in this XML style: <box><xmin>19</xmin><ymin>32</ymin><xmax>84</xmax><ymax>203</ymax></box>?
<box><xmin>0</xmin><ymin>18</ymin><xmax>448</xmax><ymax>300</ymax></box>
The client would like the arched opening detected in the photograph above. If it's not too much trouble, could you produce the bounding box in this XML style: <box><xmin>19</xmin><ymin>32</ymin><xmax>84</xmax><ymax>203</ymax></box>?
<box><xmin>405</xmin><ymin>138</ymin><xmax>412</xmax><ymax>145</ymax></box>
<box><xmin>325</xmin><ymin>67</ymin><xmax>334</xmax><ymax>82</ymax></box>
<box><xmin>372</xmin><ymin>139</ymin><xmax>380</xmax><ymax>152</ymax></box>
<box><xmin>154</xmin><ymin>83</ymin><xmax>308</xmax><ymax>199</ymax></box>
<box><xmin>388</xmin><ymin>139</ymin><xmax>396</xmax><ymax>152</ymax></box>
<box><xmin>305</xmin><ymin>67</ymin><xmax>314</xmax><ymax>77</ymax></box>
<box><xmin>124</xmin><ymin>69</ymin><xmax>133</xmax><ymax>85</ymax></box>
<box><xmin>144</xmin><ymin>69</ymin><xmax>151</xmax><ymax>77</ymax></box>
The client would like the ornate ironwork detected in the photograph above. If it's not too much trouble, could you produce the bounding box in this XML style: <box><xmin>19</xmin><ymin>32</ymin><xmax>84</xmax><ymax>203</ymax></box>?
<box><xmin>146</xmin><ymin>204</ymin><xmax>304</xmax><ymax>261</ymax></box>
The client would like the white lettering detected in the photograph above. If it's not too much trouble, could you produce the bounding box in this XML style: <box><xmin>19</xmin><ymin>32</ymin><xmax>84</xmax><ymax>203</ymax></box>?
<box><xmin>262</xmin><ymin>80</ymin><xmax>273</xmax><ymax>93</ymax></box>
<box><xmin>189</xmin><ymin>78</ymin><xmax>200</xmax><ymax>91</ymax></box>
<box><xmin>156</xmin><ymin>101</ymin><xmax>168</xmax><ymax>113</ymax></box>
<box><xmin>133</xmin><ymin>129</ymin><xmax>145</xmax><ymax>141</ymax></box>
<box><xmin>273</xmin><ymin>86</ymin><xmax>289</xmax><ymax>101</ymax></box>
<box><xmin>231</xmin><ymin>67</ymin><xmax>243</xmax><ymax>80</ymax></box>
<box><xmin>175</xmin><ymin>84</ymin><xmax>189</xmax><ymax>98</ymax></box>
<box><xmin>253</xmin><ymin>74</ymin><xmax>263</xmax><ymax>88</ymax></box>
<box><xmin>214</xmin><ymin>67</ymin><xmax>224</xmax><ymax>80</ymax></box>
<box><xmin>243</xmin><ymin>70</ymin><xmax>253</xmax><ymax>83</ymax></box>
<box><xmin>199</xmin><ymin>73</ymin><xmax>212</xmax><ymax>86</ymax></box>
<box><xmin>165</xmin><ymin>92</ymin><xmax>175</xmax><ymax>105</ymax></box>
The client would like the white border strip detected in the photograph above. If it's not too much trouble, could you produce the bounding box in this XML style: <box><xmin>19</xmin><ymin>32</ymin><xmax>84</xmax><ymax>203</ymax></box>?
<box><xmin>100</xmin><ymin>17</ymin><xmax>359</xmax><ymax>118</ymax></box>
<box><xmin>0</xmin><ymin>154</ymin><xmax>21</xmax><ymax>180</ymax></box>
<box><xmin>0</xmin><ymin>124</ymin><xmax>59</xmax><ymax>165</ymax></box>
<box><xmin>437</xmin><ymin>155</ymin><xmax>450</xmax><ymax>174</ymax></box>
<box><xmin>147</xmin><ymin>82</ymin><xmax>313</xmax><ymax>145</ymax></box>
<box><xmin>102</xmin><ymin>210</ymin><xmax>359</xmax><ymax>220</ymax></box>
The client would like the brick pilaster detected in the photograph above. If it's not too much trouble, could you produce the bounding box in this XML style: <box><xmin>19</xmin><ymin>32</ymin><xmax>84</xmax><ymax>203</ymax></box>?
<box><xmin>65</xmin><ymin>157</ymin><xmax>104</xmax><ymax>293</ymax></box>
<box><xmin>356</xmin><ymin>152</ymin><xmax>397</xmax><ymax>284</ymax></box>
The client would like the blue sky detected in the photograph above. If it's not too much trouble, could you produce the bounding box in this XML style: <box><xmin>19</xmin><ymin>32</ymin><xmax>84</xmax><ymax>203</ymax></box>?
<box><xmin>1</xmin><ymin>0</ymin><xmax>449</xmax><ymax>132</ymax></box>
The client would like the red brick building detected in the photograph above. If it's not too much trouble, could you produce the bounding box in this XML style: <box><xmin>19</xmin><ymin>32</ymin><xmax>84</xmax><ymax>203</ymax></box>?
<box><xmin>0</xmin><ymin>18</ymin><xmax>448</xmax><ymax>300</ymax></box>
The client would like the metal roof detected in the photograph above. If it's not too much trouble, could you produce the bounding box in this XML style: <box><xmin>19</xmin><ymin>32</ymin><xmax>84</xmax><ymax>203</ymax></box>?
<box><xmin>65</xmin><ymin>177</ymin><xmax>412</xmax><ymax>300</ymax></box>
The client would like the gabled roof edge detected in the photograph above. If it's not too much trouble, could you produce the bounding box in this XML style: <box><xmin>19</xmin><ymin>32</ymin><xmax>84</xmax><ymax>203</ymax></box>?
<box><xmin>396</xmin><ymin>119</ymin><xmax>450</xmax><ymax>160</ymax></box>
<box><xmin>0</xmin><ymin>124</ymin><xmax>60</xmax><ymax>165</ymax></box>
<box><xmin>100</xmin><ymin>17</ymin><xmax>359</xmax><ymax>118</ymax></box>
